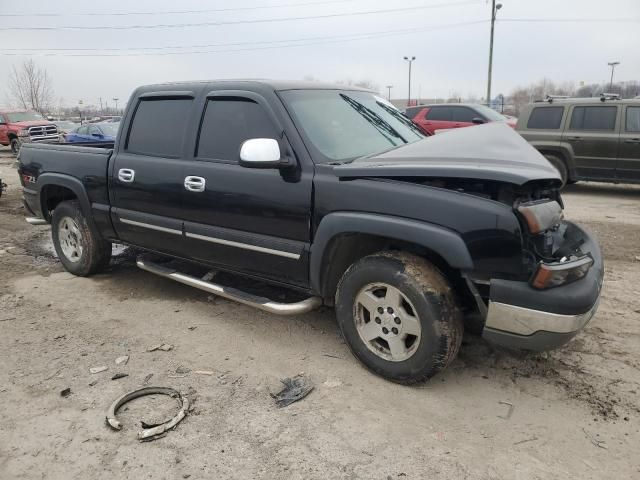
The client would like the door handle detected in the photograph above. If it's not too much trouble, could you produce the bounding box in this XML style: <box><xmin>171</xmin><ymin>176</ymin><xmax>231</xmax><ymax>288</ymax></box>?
<box><xmin>568</xmin><ymin>136</ymin><xmax>582</xmax><ymax>142</ymax></box>
<box><xmin>118</xmin><ymin>168</ymin><xmax>135</xmax><ymax>183</ymax></box>
<box><xmin>184</xmin><ymin>176</ymin><xmax>205</xmax><ymax>192</ymax></box>
<box><xmin>624</xmin><ymin>138</ymin><xmax>640</xmax><ymax>144</ymax></box>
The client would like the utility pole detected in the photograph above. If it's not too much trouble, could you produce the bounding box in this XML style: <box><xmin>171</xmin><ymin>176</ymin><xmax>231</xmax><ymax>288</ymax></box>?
<box><xmin>385</xmin><ymin>85</ymin><xmax>393</xmax><ymax>101</ymax></box>
<box><xmin>486</xmin><ymin>1</ymin><xmax>502</xmax><ymax>106</ymax></box>
<box><xmin>113</xmin><ymin>97</ymin><xmax>119</xmax><ymax>114</ymax></box>
<box><xmin>99</xmin><ymin>97</ymin><xmax>103</xmax><ymax>113</ymax></box>
<box><xmin>608</xmin><ymin>61</ymin><xmax>620</xmax><ymax>91</ymax></box>
<box><xmin>403</xmin><ymin>56</ymin><xmax>415</xmax><ymax>107</ymax></box>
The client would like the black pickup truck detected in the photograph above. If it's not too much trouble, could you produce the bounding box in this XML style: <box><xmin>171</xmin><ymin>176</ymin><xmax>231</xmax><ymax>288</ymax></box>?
<box><xmin>17</xmin><ymin>80</ymin><xmax>604</xmax><ymax>383</ymax></box>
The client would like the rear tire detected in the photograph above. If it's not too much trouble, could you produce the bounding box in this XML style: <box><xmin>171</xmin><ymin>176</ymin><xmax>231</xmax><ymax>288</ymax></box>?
<box><xmin>51</xmin><ymin>200</ymin><xmax>112</xmax><ymax>276</ymax></box>
<box><xmin>544</xmin><ymin>154</ymin><xmax>568</xmax><ymax>187</ymax></box>
<box><xmin>335</xmin><ymin>251</ymin><xmax>463</xmax><ymax>384</ymax></box>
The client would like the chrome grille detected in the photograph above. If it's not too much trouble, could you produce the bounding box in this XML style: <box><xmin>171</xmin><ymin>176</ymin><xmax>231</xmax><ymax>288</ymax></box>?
<box><xmin>28</xmin><ymin>124</ymin><xmax>59</xmax><ymax>141</ymax></box>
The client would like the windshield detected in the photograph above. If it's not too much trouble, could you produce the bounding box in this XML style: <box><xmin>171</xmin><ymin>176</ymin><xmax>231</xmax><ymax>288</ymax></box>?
<box><xmin>280</xmin><ymin>90</ymin><xmax>424</xmax><ymax>163</ymax></box>
<box><xmin>474</xmin><ymin>105</ymin><xmax>507</xmax><ymax>122</ymax></box>
<box><xmin>98</xmin><ymin>123</ymin><xmax>119</xmax><ymax>136</ymax></box>
<box><xmin>6</xmin><ymin>111</ymin><xmax>45</xmax><ymax>122</ymax></box>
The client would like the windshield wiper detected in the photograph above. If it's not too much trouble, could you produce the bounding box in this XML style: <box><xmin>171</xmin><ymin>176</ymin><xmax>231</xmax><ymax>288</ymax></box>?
<box><xmin>340</xmin><ymin>94</ymin><xmax>407</xmax><ymax>145</ymax></box>
<box><xmin>376</xmin><ymin>101</ymin><xmax>426</xmax><ymax>137</ymax></box>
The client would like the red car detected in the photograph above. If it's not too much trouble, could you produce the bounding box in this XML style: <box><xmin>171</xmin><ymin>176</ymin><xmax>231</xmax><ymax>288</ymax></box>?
<box><xmin>0</xmin><ymin>110</ymin><xmax>60</xmax><ymax>155</ymax></box>
<box><xmin>405</xmin><ymin>103</ymin><xmax>516</xmax><ymax>135</ymax></box>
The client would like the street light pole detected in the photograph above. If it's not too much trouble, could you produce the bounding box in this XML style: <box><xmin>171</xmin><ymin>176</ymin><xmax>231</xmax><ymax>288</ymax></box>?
<box><xmin>403</xmin><ymin>56</ymin><xmax>415</xmax><ymax>107</ymax></box>
<box><xmin>113</xmin><ymin>97</ymin><xmax>119</xmax><ymax>114</ymax></box>
<box><xmin>386</xmin><ymin>85</ymin><xmax>393</xmax><ymax>101</ymax></box>
<box><xmin>486</xmin><ymin>1</ymin><xmax>502</xmax><ymax>106</ymax></box>
<box><xmin>607</xmin><ymin>61</ymin><xmax>620</xmax><ymax>91</ymax></box>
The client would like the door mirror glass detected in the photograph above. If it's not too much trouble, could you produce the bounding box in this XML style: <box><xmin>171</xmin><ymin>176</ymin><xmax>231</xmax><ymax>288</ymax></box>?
<box><xmin>472</xmin><ymin>117</ymin><xmax>485</xmax><ymax>124</ymax></box>
<box><xmin>239</xmin><ymin>138</ymin><xmax>282</xmax><ymax>168</ymax></box>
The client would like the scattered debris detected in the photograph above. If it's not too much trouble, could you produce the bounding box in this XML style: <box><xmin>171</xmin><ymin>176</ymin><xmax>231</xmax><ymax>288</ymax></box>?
<box><xmin>143</xmin><ymin>374</ymin><xmax>153</xmax><ymax>384</ymax></box>
<box><xmin>111</xmin><ymin>373</ymin><xmax>129</xmax><ymax>380</ymax></box>
<box><xmin>322</xmin><ymin>379</ymin><xmax>343</xmax><ymax>388</ymax></box>
<box><xmin>106</xmin><ymin>386</ymin><xmax>189</xmax><ymax>441</ymax></box>
<box><xmin>498</xmin><ymin>401</ymin><xmax>514</xmax><ymax>420</ymax></box>
<box><xmin>188</xmin><ymin>326</ymin><xmax>197</xmax><ymax>331</ymax></box>
<box><xmin>60</xmin><ymin>388</ymin><xmax>71</xmax><ymax>397</ymax></box>
<box><xmin>513</xmin><ymin>436</ymin><xmax>538</xmax><ymax>446</ymax></box>
<box><xmin>88</xmin><ymin>380</ymin><xmax>98</xmax><ymax>387</ymax></box>
<box><xmin>194</xmin><ymin>370</ymin><xmax>214</xmax><ymax>376</ymax></box>
<box><xmin>90</xmin><ymin>366</ymin><xmax>108</xmax><ymax>374</ymax></box>
<box><xmin>53</xmin><ymin>334</ymin><xmax>66</xmax><ymax>340</ymax></box>
<box><xmin>321</xmin><ymin>353</ymin><xmax>343</xmax><ymax>359</ymax></box>
<box><xmin>175</xmin><ymin>366</ymin><xmax>191</xmax><ymax>375</ymax></box>
<box><xmin>0</xmin><ymin>317</ymin><xmax>17</xmax><ymax>322</ymax></box>
<box><xmin>582</xmin><ymin>428</ymin><xmax>608</xmax><ymax>449</ymax></box>
<box><xmin>147</xmin><ymin>343</ymin><xmax>173</xmax><ymax>352</ymax></box>
<box><xmin>271</xmin><ymin>375</ymin><xmax>314</xmax><ymax>408</ymax></box>
<box><xmin>115</xmin><ymin>355</ymin><xmax>129</xmax><ymax>365</ymax></box>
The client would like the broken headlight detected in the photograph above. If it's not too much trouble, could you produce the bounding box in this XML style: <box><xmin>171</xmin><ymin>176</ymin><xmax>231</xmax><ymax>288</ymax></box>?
<box><xmin>530</xmin><ymin>255</ymin><xmax>593</xmax><ymax>289</ymax></box>
<box><xmin>517</xmin><ymin>199</ymin><xmax>563</xmax><ymax>234</ymax></box>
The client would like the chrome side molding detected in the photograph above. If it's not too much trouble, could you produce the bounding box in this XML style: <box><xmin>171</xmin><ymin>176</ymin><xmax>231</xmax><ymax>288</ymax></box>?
<box><xmin>136</xmin><ymin>257</ymin><xmax>322</xmax><ymax>316</ymax></box>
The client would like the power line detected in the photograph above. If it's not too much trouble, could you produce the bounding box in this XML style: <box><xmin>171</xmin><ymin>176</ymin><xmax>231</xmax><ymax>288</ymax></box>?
<box><xmin>499</xmin><ymin>17</ymin><xmax>640</xmax><ymax>23</ymax></box>
<box><xmin>0</xmin><ymin>0</ymin><xmax>363</xmax><ymax>17</ymax></box>
<box><xmin>0</xmin><ymin>1</ymin><xmax>482</xmax><ymax>31</ymax></box>
<box><xmin>0</xmin><ymin>21</ymin><xmax>488</xmax><ymax>57</ymax></box>
<box><xmin>2</xmin><ymin>21</ymin><xmax>487</xmax><ymax>53</ymax></box>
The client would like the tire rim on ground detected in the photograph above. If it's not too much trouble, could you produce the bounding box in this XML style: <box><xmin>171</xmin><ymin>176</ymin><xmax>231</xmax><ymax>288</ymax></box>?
<box><xmin>58</xmin><ymin>216</ymin><xmax>84</xmax><ymax>263</ymax></box>
<box><xmin>353</xmin><ymin>282</ymin><xmax>422</xmax><ymax>362</ymax></box>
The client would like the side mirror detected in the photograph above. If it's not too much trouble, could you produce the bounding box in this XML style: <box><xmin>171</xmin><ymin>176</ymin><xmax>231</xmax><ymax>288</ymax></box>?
<box><xmin>472</xmin><ymin>117</ymin><xmax>485</xmax><ymax>124</ymax></box>
<box><xmin>239</xmin><ymin>138</ymin><xmax>288</xmax><ymax>168</ymax></box>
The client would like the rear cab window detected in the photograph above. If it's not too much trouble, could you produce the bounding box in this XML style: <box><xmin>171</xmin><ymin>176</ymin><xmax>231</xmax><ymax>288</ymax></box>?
<box><xmin>126</xmin><ymin>97</ymin><xmax>193</xmax><ymax>158</ymax></box>
<box><xmin>569</xmin><ymin>106</ymin><xmax>617</xmax><ymax>131</ymax></box>
<box><xmin>195</xmin><ymin>97</ymin><xmax>278</xmax><ymax>162</ymax></box>
<box><xmin>526</xmin><ymin>107</ymin><xmax>564</xmax><ymax>129</ymax></box>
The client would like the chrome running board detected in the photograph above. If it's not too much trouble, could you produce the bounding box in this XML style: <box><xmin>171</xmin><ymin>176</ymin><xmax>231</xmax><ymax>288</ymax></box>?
<box><xmin>136</xmin><ymin>257</ymin><xmax>322</xmax><ymax>316</ymax></box>
<box><xmin>26</xmin><ymin>217</ymin><xmax>48</xmax><ymax>225</ymax></box>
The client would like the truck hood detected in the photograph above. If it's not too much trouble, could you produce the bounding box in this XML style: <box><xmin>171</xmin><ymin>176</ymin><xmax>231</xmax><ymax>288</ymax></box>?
<box><xmin>334</xmin><ymin>122</ymin><xmax>561</xmax><ymax>187</ymax></box>
<box><xmin>8</xmin><ymin>120</ymin><xmax>54</xmax><ymax>128</ymax></box>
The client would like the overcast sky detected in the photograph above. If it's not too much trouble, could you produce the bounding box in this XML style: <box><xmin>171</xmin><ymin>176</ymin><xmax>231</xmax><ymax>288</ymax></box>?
<box><xmin>1</xmin><ymin>0</ymin><xmax>638</xmax><ymax>109</ymax></box>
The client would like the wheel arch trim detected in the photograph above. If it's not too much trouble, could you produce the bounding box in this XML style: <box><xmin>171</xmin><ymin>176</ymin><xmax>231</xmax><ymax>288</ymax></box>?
<box><xmin>310</xmin><ymin>212</ymin><xmax>474</xmax><ymax>296</ymax></box>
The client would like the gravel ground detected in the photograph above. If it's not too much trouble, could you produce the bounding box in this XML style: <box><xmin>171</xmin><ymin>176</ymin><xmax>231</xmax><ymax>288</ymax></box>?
<box><xmin>1</xmin><ymin>146</ymin><xmax>639</xmax><ymax>479</ymax></box>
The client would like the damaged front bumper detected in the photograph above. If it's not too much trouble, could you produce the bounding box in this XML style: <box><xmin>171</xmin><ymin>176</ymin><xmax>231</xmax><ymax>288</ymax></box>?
<box><xmin>482</xmin><ymin>221</ymin><xmax>604</xmax><ymax>351</ymax></box>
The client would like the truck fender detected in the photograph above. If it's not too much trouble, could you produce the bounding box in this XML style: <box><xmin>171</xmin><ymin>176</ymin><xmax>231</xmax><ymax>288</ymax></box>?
<box><xmin>309</xmin><ymin>212</ymin><xmax>474</xmax><ymax>296</ymax></box>
<box><xmin>36</xmin><ymin>173</ymin><xmax>94</xmax><ymax>224</ymax></box>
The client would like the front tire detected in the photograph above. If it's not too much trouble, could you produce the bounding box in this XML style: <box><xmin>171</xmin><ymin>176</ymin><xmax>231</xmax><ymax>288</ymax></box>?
<box><xmin>10</xmin><ymin>138</ymin><xmax>21</xmax><ymax>156</ymax></box>
<box><xmin>51</xmin><ymin>200</ymin><xmax>112</xmax><ymax>276</ymax></box>
<box><xmin>335</xmin><ymin>251</ymin><xmax>463</xmax><ymax>384</ymax></box>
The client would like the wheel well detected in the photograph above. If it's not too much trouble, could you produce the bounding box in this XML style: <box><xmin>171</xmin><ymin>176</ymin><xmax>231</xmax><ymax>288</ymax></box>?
<box><xmin>319</xmin><ymin>233</ymin><xmax>473</xmax><ymax>309</ymax></box>
<box><xmin>538</xmin><ymin>149</ymin><xmax>573</xmax><ymax>179</ymax></box>
<box><xmin>8</xmin><ymin>133</ymin><xmax>17</xmax><ymax>140</ymax></box>
<box><xmin>41</xmin><ymin>185</ymin><xmax>77</xmax><ymax>220</ymax></box>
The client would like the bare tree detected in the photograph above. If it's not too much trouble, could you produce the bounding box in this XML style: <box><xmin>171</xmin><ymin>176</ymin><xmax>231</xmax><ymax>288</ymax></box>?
<box><xmin>8</xmin><ymin>60</ymin><xmax>54</xmax><ymax>114</ymax></box>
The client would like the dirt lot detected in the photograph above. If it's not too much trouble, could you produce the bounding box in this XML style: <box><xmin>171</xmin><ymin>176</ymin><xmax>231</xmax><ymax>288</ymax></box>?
<box><xmin>1</xmin><ymin>146</ymin><xmax>639</xmax><ymax>479</ymax></box>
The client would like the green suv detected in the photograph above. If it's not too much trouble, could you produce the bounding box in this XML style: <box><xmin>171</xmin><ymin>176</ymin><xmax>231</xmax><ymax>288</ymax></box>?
<box><xmin>516</xmin><ymin>95</ymin><xmax>640</xmax><ymax>185</ymax></box>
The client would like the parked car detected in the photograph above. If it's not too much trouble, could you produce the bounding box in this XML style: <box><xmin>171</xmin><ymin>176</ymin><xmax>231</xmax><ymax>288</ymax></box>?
<box><xmin>406</xmin><ymin>103</ymin><xmax>516</xmax><ymax>135</ymax></box>
<box><xmin>53</xmin><ymin>121</ymin><xmax>79</xmax><ymax>135</ymax></box>
<box><xmin>516</xmin><ymin>95</ymin><xmax>640</xmax><ymax>185</ymax></box>
<box><xmin>17</xmin><ymin>80</ymin><xmax>603</xmax><ymax>383</ymax></box>
<box><xmin>0</xmin><ymin>110</ymin><xmax>60</xmax><ymax>155</ymax></box>
<box><xmin>65</xmin><ymin>122</ymin><xmax>119</xmax><ymax>144</ymax></box>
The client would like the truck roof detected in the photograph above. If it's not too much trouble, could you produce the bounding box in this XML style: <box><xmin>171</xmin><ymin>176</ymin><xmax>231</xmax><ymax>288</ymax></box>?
<box><xmin>135</xmin><ymin>79</ymin><xmax>373</xmax><ymax>93</ymax></box>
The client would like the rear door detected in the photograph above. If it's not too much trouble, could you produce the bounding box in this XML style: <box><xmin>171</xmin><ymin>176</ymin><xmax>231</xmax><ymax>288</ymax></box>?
<box><xmin>109</xmin><ymin>92</ymin><xmax>196</xmax><ymax>256</ymax></box>
<box><xmin>617</xmin><ymin>105</ymin><xmax>640</xmax><ymax>182</ymax></box>
<box><xmin>420</xmin><ymin>106</ymin><xmax>454</xmax><ymax>134</ymax></box>
<box><xmin>178</xmin><ymin>90</ymin><xmax>313</xmax><ymax>287</ymax></box>
<box><xmin>0</xmin><ymin>114</ymin><xmax>8</xmax><ymax>144</ymax></box>
<box><xmin>562</xmin><ymin>104</ymin><xmax>619</xmax><ymax>181</ymax></box>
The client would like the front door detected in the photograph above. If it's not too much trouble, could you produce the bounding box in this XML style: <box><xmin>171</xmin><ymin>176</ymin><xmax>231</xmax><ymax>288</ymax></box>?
<box><xmin>562</xmin><ymin>104</ymin><xmax>619</xmax><ymax>181</ymax></box>
<box><xmin>179</xmin><ymin>92</ymin><xmax>313</xmax><ymax>288</ymax></box>
<box><xmin>109</xmin><ymin>93</ymin><xmax>196</xmax><ymax>256</ymax></box>
<box><xmin>0</xmin><ymin>114</ymin><xmax>8</xmax><ymax>145</ymax></box>
<box><xmin>617</xmin><ymin>105</ymin><xmax>640</xmax><ymax>182</ymax></box>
